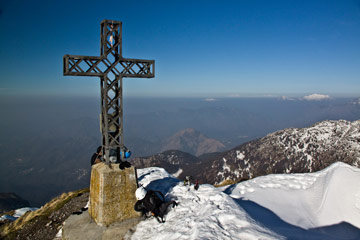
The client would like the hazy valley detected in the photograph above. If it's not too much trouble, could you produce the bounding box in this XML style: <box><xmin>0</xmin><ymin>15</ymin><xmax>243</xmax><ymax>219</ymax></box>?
<box><xmin>0</xmin><ymin>96</ymin><xmax>359</xmax><ymax>207</ymax></box>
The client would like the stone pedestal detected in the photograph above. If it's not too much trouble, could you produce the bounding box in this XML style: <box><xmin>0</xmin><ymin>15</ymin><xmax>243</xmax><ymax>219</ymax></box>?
<box><xmin>89</xmin><ymin>163</ymin><xmax>141</xmax><ymax>226</ymax></box>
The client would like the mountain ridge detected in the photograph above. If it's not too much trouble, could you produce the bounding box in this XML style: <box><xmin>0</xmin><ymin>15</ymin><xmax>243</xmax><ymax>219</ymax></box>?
<box><xmin>160</xmin><ymin>128</ymin><xmax>226</xmax><ymax>156</ymax></box>
<box><xmin>133</xmin><ymin>119</ymin><xmax>360</xmax><ymax>185</ymax></box>
<box><xmin>205</xmin><ymin>119</ymin><xmax>360</xmax><ymax>184</ymax></box>
<box><xmin>0</xmin><ymin>193</ymin><xmax>30</xmax><ymax>214</ymax></box>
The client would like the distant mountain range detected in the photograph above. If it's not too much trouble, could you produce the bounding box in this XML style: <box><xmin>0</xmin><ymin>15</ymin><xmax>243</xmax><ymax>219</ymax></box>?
<box><xmin>2</xmin><ymin>118</ymin><xmax>360</xmax><ymax>208</ymax></box>
<box><xmin>0</xmin><ymin>193</ymin><xmax>29</xmax><ymax>214</ymax></box>
<box><xmin>160</xmin><ymin>128</ymin><xmax>226</xmax><ymax>156</ymax></box>
<box><xmin>133</xmin><ymin>119</ymin><xmax>360</xmax><ymax>185</ymax></box>
<box><xmin>0</xmin><ymin>126</ymin><xmax>225</xmax><ymax>207</ymax></box>
<box><xmin>120</xmin><ymin>128</ymin><xmax>227</xmax><ymax>157</ymax></box>
<box><xmin>1</xmin><ymin>96</ymin><xmax>360</xmax><ymax>207</ymax></box>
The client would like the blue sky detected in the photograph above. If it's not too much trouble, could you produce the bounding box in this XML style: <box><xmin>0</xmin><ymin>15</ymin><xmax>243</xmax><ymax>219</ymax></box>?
<box><xmin>0</xmin><ymin>0</ymin><xmax>359</xmax><ymax>97</ymax></box>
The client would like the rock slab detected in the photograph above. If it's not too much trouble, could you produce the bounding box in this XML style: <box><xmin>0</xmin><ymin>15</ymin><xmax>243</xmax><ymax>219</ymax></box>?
<box><xmin>89</xmin><ymin>163</ymin><xmax>141</xmax><ymax>226</ymax></box>
<box><xmin>62</xmin><ymin>210</ymin><xmax>141</xmax><ymax>240</ymax></box>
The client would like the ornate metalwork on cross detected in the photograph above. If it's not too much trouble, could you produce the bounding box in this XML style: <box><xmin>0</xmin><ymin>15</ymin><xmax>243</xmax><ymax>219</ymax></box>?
<box><xmin>63</xmin><ymin>20</ymin><xmax>155</xmax><ymax>166</ymax></box>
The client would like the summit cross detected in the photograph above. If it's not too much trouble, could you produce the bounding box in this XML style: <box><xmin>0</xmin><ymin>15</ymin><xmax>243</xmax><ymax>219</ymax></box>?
<box><xmin>63</xmin><ymin>20</ymin><xmax>155</xmax><ymax>165</ymax></box>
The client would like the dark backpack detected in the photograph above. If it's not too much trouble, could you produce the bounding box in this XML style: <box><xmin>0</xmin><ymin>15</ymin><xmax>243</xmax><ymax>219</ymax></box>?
<box><xmin>134</xmin><ymin>189</ymin><xmax>177</xmax><ymax>223</ymax></box>
<box><xmin>148</xmin><ymin>190</ymin><xmax>165</xmax><ymax>210</ymax></box>
<box><xmin>90</xmin><ymin>153</ymin><xmax>98</xmax><ymax>166</ymax></box>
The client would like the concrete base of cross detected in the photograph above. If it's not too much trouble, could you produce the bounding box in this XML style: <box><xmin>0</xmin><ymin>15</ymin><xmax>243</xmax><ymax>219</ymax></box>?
<box><xmin>89</xmin><ymin>163</ymin><xmax>141</xmax><ymax>226</ymax></box>
<box><xmin>62</xmin><ymin>210</ymin><xmax>141</xmax><ymax>239</ymax></box>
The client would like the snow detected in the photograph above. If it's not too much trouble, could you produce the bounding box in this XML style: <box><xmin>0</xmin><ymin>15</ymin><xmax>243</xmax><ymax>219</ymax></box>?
<box><xmin>13</xmin><ymin>207</ymin><xmax>38</xmax><ymax>218</ymax></box>
<box><xmin>133</xmin><ymin>168</ymin><xmax>280</xmax><ymax>240</ymax></box>
<box><xmin>3</xmin><ymin>163</ymin><xmax>360</xmax><ymax>239</ymax></box>
<box><xmin>0</xmin><ymin>207</ymin><xmax>38</xmax><ymax>221</ymax></box>
<box><xmin>221</xmin><ymin>158</ymin><xmax>231</xmax><ymax>172</ymax></box>
<box><xmin>0</xmin><ymin>214</ymin><xmax>17</xmax><ymax>221</ymax></box>
<box><xmin>236</xmin><ymin>150</ymin><xmax>245</xmax><ymax>160</ymax></box>
<box><xmin>265</xmin><ymin>120</ymin><xmax>360</xmax><ymax>175</ymax></box>
<box><xmin>228</xmin><ymin>162</ymin><xmax>360</xmax><ymax>229</ymax></box>
<box><xmin>55</xmin><ymin>228</ymin><xmax>63</xmax><ymax>238</ymax></box>
<box><xmin>172</xmin><ymin>168</ymin><xmax>183</xmax><ymax>178</ymax></box>
<box><xmin>130</xmin><ymin>163</ymin><xmax>360</xmax><ymax>240</ymax></box>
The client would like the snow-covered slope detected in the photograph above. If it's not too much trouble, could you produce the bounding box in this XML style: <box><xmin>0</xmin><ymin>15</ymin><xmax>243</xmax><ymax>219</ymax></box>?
<box><xmin>132</xmin><ymin>168</ymin><xmax>280</xmax><ymax>240</ymax></box>
<box><xmin>206</xmin><ymin>119</ymin><xmax>360</xmax><ymax>184</ymax></box>
<box><xmin>133</xmin><ymin>120</ymin><xmax>360</xmax><ymax>186</ymax></box>
<box><xmin>130</xmin><ymin>163</ymin><xmax>360</xmax><ymax>240</ymax></box>
<box><xmin>268</xmin><ymin>120</ymin><xmax>360</xmax><ymax>170</ymax></box>
<box><xmin>228</xmin><ymin>162</ymin><xmax>360</xmax><ymax>230</ymax></box>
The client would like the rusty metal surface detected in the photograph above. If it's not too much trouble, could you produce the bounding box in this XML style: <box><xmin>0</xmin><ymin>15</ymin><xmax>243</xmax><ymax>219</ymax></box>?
<box><xmin>63</xmin><ymin>20</ymin><xmax>155</xmax><ymax>165</ymax></box>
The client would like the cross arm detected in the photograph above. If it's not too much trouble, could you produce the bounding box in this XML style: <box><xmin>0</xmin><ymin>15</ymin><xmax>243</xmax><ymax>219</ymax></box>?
<box><xmin>63</xmin><ymin>55</ymin><xmax>155</xmax><ymax>78</ymax></box>
<box><xmin>115</xmin><ymin>58</ymin><xmax>155</xmax><ymax>78</ymax></box>
<box><xmin>63</xmin><ymin>55</ymin><xmax>104</xmax><ymax>77</ymax></box>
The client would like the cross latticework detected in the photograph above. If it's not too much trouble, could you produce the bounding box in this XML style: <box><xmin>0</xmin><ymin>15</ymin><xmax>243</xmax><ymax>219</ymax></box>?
<box><xmin>63</xmin><ymin>20</ymin><xmax>155</xmax><ymax>165</ymax></box>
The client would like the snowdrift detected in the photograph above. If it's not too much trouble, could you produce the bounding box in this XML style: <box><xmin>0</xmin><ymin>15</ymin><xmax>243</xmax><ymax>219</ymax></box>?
<box><xmin>131</xmin><ymin>162</ymin><xmax>360</xmax><ymax>240</ymax></box>
<box><xmin>228</xmin><ymin>162</ymin><xmax>360</xmax><ymax>230</ymax></box>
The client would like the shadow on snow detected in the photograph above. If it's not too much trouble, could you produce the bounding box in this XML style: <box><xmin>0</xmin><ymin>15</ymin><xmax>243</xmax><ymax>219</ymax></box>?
<box><xmin>234</xmin><ymin>198</ymin><xmax>360</xmax><ymax>240</ymax></box>
<box><xmin>141</xmin><ymin>177</ymin><xmax>180</xmax><ymax>201</ymax></box>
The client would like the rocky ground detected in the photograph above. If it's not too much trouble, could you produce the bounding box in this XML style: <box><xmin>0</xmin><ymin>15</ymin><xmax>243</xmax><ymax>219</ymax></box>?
<box><xmin>0</xmin><ymin>189</ymin><xmax>89</xmax><ymax>240</ymax></box>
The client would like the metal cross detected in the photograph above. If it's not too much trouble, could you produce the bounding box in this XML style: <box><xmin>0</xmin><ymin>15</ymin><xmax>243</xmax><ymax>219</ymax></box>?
<box><xmin>63</xmin><ymin>20</ymin><xmax>155</xmax><ymax>165</ymax></box>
